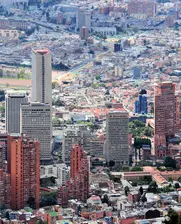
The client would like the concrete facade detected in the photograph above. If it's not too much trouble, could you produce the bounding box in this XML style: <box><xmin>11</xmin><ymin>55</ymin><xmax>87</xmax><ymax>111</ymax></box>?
<box><xmin>20</xmin><ymin>102</ymin><xmax>52</xmax><ymax>163</ymax></box>
<box><xmin>32</xmin><ymin>49</ymin><xmax>52</xmax><ymax>107</ymax></box>
<box><xmin>105</xmin><ymin>110</ymin><xmax>129</xmax><ymax>166</ymax></box>
<box><xmin>5</xmin><ymin>91</ymin><xmax>28</xmax><ymax>134</ymax></box>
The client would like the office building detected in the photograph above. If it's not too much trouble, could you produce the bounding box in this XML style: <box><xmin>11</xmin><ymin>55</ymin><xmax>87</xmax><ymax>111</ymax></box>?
<box><xmin>62</xmin><ymin>129</ymin><xmax>83</xmax><ymax>165</ymax></box>
<box><xmin>57</xmin><ymin>145</ymin><xmax>89</xmax><ymax>207</ymax></box>
<box><xmin>84</xmin><ymin>12</ymin><xmax>91</xmax><ymax>30</ymax></box>
<box><xmin>114</xmin><ymin>43</ymin><xmax>121</xmax><ymax>52</ymax></box>
<box><xmin>128</xmin><ymin>0</ymin><xmax>157</xmax><ymax>17</ymax></box>
<box><xmin>5</xmin><ymin>91</ymin><xmax>28</xmax><ymax>134</ymax></box>
<box><xmin>40</xmin><ymin>164</ymin><xmax>70</xmax><ymax>186</ymax></box>
<box><xmin>115</xmin><ymin>66</ymin><xmax>123</xmax><ymax>77</ymax></box>
<box><xmin>7</xmin><ymin>134</ymin><xmax>40</xmax><ymax>210</ymax></box>
<box><xmin>133</xmin><ymin>67</ymin><xmax>141</xmax><ymax>79</ymax></box>
<box><xmin>76</xmin><ymin>9</ymin><xmax>91</xmax><ymax>30</ymax></box>
<box><xmin>32</xmin><ymin>49</ymin><xmax>52</xmax><ymax>106</ymax></box>
<box><xmin>89</xmin><ymin>139</ymin><xmax>104</xmax><ymax>157</ymax></box>
<box><xmin>165</xmin><ymin>16</ymin><xmax>174</xmax><ymax>27</ymax></box>
<box><xmin>80</xmin><ymin>26</ymin><xmax>89</xmax><ymax>40</ymax></box>
<box><xmin>20</xmin><ymin>102</ymin><xmax>51</xmax><ymax>164</ymax></box>
<box><xmin>104</xmin><ymin>110</ymin><xmax>129</xmax><ymax>166</ymax></box>
<box><xmin>134</xmin><ymin>94</ymin><xmax>148</xmax><ymax>114</ymax></box>
<box><xmin>0</xmin><ymin>169</ymin><xmax>11</xmax><ymax>209</ymax></box>
<box><xmin>154</xmin><ymin>82</ymin><xmax>177</xmax><ymax>158</ymax></box>
<box><xmin>62</xmin><ymin>126</ymin><xmax>92</xmax><ymax>165</ymax></box>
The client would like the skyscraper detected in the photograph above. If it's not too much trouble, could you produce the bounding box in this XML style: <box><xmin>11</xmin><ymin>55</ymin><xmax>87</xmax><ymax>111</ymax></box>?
<box><xmin>134</xmin><ymin>93</ymin><xmax>148</xmax><ymax>114</ymax></box>
<box><xmin>154</xmin><ymin>82</ymin><xmax>176</xmax><ymax>157</ymax></box>
<box><xmin>76</xmin><ymin>9</ymin><xmax>91</xmax><ymax>30</ymax></box>
<box><xmin>5</xmin><ymin>90</ymin><xmax>28</xmax><ymax>133</ymax></box>
<box><xmin>105</xmin><ymin>110</ymin><xmax>129</xmax><ymax>166</ymax></box>
<box><xmin>7</xmin><ymin>134</ymin><xmax>40</xmax><ymax>210</ymax></box>
<box><xmin>57</xmin><ymin>145</ymin><xmax>89</xmax><ymax>207</ymax></box>
<box><xmin>20</xmin><ymin>102</ymin><xmax>51</xmax><ymax>163</ymax></box>
<box><xmin>32</xmin><ymin>49</ymin><xmax>52</xmax><ymax>106</ymax></box>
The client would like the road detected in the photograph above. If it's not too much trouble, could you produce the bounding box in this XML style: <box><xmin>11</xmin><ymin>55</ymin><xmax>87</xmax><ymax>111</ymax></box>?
<box><xmin>53</xmin><ymin>50</ymin><xmax>112</xmax><ymax>82</ymax></box>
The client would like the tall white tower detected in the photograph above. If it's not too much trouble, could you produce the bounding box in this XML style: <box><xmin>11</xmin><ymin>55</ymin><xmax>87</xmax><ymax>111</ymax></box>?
<box><xmin>32</xmin><ymin>49</ymin><xmax>52</xmax><ymax>107</ymax></box>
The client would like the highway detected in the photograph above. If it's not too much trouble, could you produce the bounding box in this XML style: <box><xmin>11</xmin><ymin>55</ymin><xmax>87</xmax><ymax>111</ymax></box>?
<box><xmin>52</xmin><ymin>50</ymin><xmax>112</xmax><ymax>82</ymax></box>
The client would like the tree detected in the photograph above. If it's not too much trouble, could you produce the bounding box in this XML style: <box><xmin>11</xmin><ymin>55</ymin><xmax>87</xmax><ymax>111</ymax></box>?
<box><xmin>175</xmin><ymin>183</ymin><xmax>180</xmax><ymax>189</ymax></box>
<box><xmin>40</xmin><ymin>191</ymin><xmax>57</xmax><ymax>207</ymax></box>
<box><xmin>164</xmin><ymin>156</ymin><xmax>176</xmax><ymax>169</ymax></box>
<box><xmin>178</xmin><ymin>176</ymin><xmax>181</xmax><ymax>183</ymax></box>
<box><xmin>141</xmin><ymin>192</ymin><xmax>147</xmax><ymax>203</ymax></box>
<box><xmin>109</xmin><ymin>160</ymin><xmax>115</xmax><ymax>168</ymax></box>
<box><xmin>163</xmin><ymin>208</ymin><xmax>178</xmax><ymax>224</ymax></box>
<box><xmin>168</xmin><ymin>177</ymin><xmax>173</xmax><ymax>182</ymax></box>
<box><xmin>131</xmin><ymin>166</ymin><xmax>143</xmax><ymax>171</ymax></box>
<box><xmin>102</xmin><ymin>194</ymin><xmax>109</xmax><ymax>204</ymax></box>
<box><xmin>0</xmin><ymin>103</ymin><xmax>5</xmax><ymax>117</ymax></box>
<box><xmin>124</xmin><ymin>186</ymin><xmax>130</xmax><ymax>196</ymax></box>
<box><xmin>148</xmin><ymin>181</ymin><xmax>158</xmax><ymax>193</ymax></box>
<box><xmin>52</xmin><ymin>81</ymin><xmax>58</xmax><ymax>89</ymax></box>
<box><xmin>144</xmin><ymin>126</ymin><xmax>153</xmax><ymax>137</ymax></box>
<box><xmin>139</xmin><ymin>186</ymin><xmax>143</xmax><ymax>195</ymax></box>
<box><xmin>27</xmin><ymin>196</ymin><xmax>36</xmax><ymax>209</ymax></box>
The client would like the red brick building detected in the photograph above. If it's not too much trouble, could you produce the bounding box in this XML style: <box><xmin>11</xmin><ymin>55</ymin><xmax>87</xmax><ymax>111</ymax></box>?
<box><xmin>0</xmin><ymin>169</ymin><xmax>11</xmax><ymax>208</ymax></box>
<box><xmin>154</xmin><ymin>82</ymin><xmax>177</xmax><ymax>158</ymax></box>
<box><xmin>7</xmin><ymin>134</ymin><xmax>40</xmax><ymax>210</ymax></box>
<box><xmin>128</xmin><ymin>0</ymin><xmax>157</xmax><ymax>17</ymax></box>
<box><xmin>57</xmin><ymin>145</ymin><xmax>89</xmax><ymax>207</ymax></box>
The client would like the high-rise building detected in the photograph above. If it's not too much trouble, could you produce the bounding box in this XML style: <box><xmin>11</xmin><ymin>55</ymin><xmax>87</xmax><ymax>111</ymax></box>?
<box><xmin>134</xmin><ymin>94</ymin><xmax>148</xmax><ymax>114</ymax></box>
<box><xmin>32</xmin><ymin>49</ymin><xmax>52</xmax><ymax>106</ymax></box>
<box><xmin>84</xmin><ymin>12</ymin><xmax>91</xmax><ymax>30</ymax></box>
<box><xmin>114</xmin><ymin>43</ymin><xmax>121</xmax><ymax>52</ymax></box>
<box><xmin>80</xmin><ymin>26</ymin><xmax>89</xmax><ymax>40</ymax></box>
<box><xmin>89</xmin><ymin>138</ymin><xmax>104</xmax><ymax>157</ymax></box>
<box><xmin>128</xmin><ymin>0</ymin><xmax>157</xmax><ymax>17</ymax></box>
<box><xmin>0</xmin><ymin>144</ymin><xmax>5</xmax><ymax>170</ymax></box>
<box><xmin>57</xmin><ymin>145</ymin><xmax>89</xmax><ymax>207</ymax></box>
<box><xmin>7</xmin><ymin>134</ymin><xmax>40</xmax><ymax>210</ymax></box>
<box><xmin>20</xmin><ymin>102</ymin><xmax>51</xmax><ymax>164</ymax></box>
<box><xmin>5</xmin><ymin>91</ymin><xmax>28</xmax><ymax>134</ymax></box>
<box><xmin>133</xmin><ymin>67</ymin><xmax>141</xmax><ymax>79</ymax></box>
<box><xmin>62</xmin><ymin>129</ymin><xmax>83</xmax><ymax>165</ymax></box>
<box><xmin>62</xmin><ymin>126</ymin><xmax>92</xmax><ymax>165</ymax></box>
<box><xmin>76</xmin><ymin>9</ymin><xmax>91</xmax><ymax>30</ymax></box>
<box><xmin>0</xmin><ymin>169</ymin><xmax>11</xmax><ymax>209</ymax></box>
<box><xmin>104</xmin><ymin>110</ymin><xmax>129</xmax><ymax>166</ymax></box>
<box><xmin>154</xmin><ymin>82</ymin><xmax>177</xmax><ymax>157</ymax></box>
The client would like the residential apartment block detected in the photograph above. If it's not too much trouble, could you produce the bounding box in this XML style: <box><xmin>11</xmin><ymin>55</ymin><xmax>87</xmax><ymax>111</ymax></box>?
<box><xmin>7</xmin><ymin>134</ymin><xmax>40</xmax><ymax>210</ymax></box>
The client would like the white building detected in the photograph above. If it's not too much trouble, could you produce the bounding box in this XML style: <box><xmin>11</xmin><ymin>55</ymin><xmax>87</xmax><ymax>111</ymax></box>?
<box><xmin>92</xmin><ymin>27</ymin><xmax>117</xmax><ymax>36</ymax></box>
<box><xmin>70</xmin><ymin>112</ymin><xmax>95</xmax><ymax>122</ymax></box>
<box><xmin>0</xmin><ymin>0</ymin><xmax>28</xmax><ymax>6</ymax></box>
<box><xmin>5</xmin><ymin>90</ymin><xmax>28</xmax><ymax>133</ymax></box>
<box><xmin>40</xmin><ymin>163</ymin><xmax>70</xmax><ymax>186</ymax></box>
<box><xmin>32</xmin><ymin>49</ymin><xmax>52</xmax><ymax>107</ymax></box>
<box><xmin>104</xmin><ymin>110</ymin><xmax>129</xmax><ymax>166</ymax></box>
<box><xmin>20</xmin><ymin>102</ymin><xmax>52</xmax><ymax>164</ymax></box>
